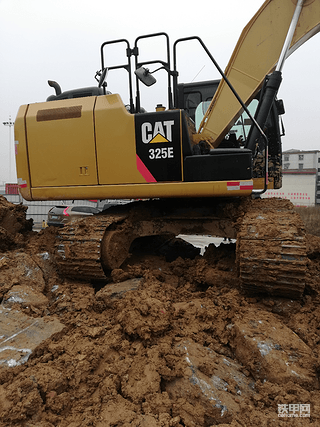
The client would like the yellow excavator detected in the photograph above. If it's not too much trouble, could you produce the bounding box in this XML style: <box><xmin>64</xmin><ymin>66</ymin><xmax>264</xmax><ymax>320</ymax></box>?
<box><xmin>14</xmin><ymin>0</ymin><xmax>320</xmax><ymax>298</ymax></box>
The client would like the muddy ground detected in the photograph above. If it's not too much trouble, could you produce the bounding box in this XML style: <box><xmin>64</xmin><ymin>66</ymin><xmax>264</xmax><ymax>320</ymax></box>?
<box><xmin>0</xmin><ymin>195</ymin><xmax>320</xmax><ymax>426</ymax></box>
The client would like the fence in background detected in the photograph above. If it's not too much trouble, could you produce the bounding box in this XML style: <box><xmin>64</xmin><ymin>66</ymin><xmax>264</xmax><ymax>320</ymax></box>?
<box><xmin>3</xmin><ymin>194</ymin><xmax>99</xmax><ymax>226</ymax></box>
<box><xmin>1</xmin><ymin>183</ymin><xmax>132</xmax><ymax>227</ymax></box>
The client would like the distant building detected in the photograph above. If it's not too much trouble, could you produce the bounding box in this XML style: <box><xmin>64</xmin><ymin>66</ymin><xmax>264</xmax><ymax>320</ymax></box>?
<box><xmin>264</xmin><ymin>149</ymin><xmax>320</xmax><ymax>206</ymax></box>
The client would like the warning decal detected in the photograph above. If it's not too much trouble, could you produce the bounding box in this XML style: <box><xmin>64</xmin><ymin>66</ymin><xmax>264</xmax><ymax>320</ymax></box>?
<box><xmin>227</xmin><ymin>181</ymin><xmax>253</xmax><ymax>191</ymax></box>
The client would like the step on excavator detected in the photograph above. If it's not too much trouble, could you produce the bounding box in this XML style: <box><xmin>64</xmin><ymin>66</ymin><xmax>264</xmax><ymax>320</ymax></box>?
<box><xmin>14</xmin><ymin>0</ymin><xmax>320</xmax><ymax>298</ymax></box>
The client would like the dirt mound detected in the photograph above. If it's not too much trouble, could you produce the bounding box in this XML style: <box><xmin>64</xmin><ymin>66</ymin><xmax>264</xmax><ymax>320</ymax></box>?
<box><xmin>0</xmin><ymin>199</ymin><xmax>320</xmax><ymax>426</ymax></box>
<box><xmin>0</xmin><ymin>195</ymin><xmax>33</xmax><ymax>251</ymax></box>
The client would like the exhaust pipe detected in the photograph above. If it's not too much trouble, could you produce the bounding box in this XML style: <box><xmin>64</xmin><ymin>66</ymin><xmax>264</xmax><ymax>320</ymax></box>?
<box><xmin>48</xmin><ymin>80</ymin><xmax>62</xmax><ymax>96</ymax></box>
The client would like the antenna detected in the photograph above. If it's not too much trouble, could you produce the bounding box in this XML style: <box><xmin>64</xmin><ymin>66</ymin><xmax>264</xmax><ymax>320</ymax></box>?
<box><xmin>191</xmin><ymin>65</ymin><xmax>205</xmax><ymax>82</ymax></box>
<box><xmin>3</xmin><ymin>115</ymin><xmax>14</xmax><ymax>182</ymax></box>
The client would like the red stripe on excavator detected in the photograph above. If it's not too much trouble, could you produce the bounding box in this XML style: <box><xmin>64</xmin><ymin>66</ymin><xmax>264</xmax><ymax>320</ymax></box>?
<box><xmin>136</xmin><ymin>155</ymin><xmax>157</xmax><ymax>183</ymax></box>
<box><xmin>227</xmin><ymin>181</ymin><xmax>253</xmax><ymax>191</ymax></box>
<box><xmin>17</xmin><ymin>178</ymin><xmax>28</xmax><ymax>188</ymax></box>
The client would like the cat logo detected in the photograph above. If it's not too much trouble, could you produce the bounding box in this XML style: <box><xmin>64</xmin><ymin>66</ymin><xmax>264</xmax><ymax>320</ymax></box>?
<box><xmin>141</xmin><ymin>120</ymin><xmax>174</xmax><ymax>144</ymax></box>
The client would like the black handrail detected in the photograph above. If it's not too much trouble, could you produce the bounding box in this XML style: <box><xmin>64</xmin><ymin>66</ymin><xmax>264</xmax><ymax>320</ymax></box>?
<box><xmin>133</xmin><ymin>32</ymin><xmax>173</xmax><ymax>112</ymax></box>
<box><xmin>173</xmin><ymin>36</ymin><xmax>269</xmax><ymax>195</ymax></box>
<box><xmin>100</xmin><ymin>38</ymin><xmax>134</xmax><ymax>113</ymax></box>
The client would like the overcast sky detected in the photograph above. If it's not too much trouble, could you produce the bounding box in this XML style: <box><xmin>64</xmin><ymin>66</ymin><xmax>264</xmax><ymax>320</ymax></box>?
<box><xmin>0</xmin><ymin>0</ymin><xmax>319</xmax><ymax>184</ymax></box>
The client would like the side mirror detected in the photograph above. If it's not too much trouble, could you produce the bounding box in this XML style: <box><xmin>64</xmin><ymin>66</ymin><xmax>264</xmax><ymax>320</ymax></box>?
<box><xmin>98</xmin><ymin>67</ymin><xmax>108</xmax><ymax>88</ymax></box>
<box><xmin>135</xmin><ymin>67</ymin><xmax>157</xmax><ymax>87</ymax></box>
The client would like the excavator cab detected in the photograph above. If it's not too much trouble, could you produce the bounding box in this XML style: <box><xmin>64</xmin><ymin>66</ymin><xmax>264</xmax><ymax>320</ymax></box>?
<box><xmin>176</xmin><ymin>80</ymin><xmax>220</xmax><ymax>125</ymax></box>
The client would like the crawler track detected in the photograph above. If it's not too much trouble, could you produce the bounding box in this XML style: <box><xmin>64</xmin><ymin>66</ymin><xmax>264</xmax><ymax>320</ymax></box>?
<box><xmin>56</xmin><ymin>213</ymin><xmax>127</xmax><ymax>281</ymax></box>
<box><xmin>237</xmin><ymin>198</ymin><xmax>307</xmax><ymax>298</ymax></box>
<box><xmin>54</xmin><ymin>198</ymin><xmax>307</xmax><ymax>298</ymax></box>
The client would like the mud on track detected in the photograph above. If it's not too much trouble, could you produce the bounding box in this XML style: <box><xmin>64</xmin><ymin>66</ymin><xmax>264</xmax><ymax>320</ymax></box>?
<box><xmin>0</xmin><ymin>195</ymin><xmax>320</xmax><ymax>426</ymax></box>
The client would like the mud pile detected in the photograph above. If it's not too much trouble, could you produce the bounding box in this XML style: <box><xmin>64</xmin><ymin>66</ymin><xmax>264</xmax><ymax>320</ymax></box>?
<box><xmin>0</xmin><ymin>198</ymin><xmax>320</xmax><ymax>426</ymax></box>
<box><xmin>0</xmin><ymin>195</ymin><xmax>33</xmax><ymax>251</ymax></box>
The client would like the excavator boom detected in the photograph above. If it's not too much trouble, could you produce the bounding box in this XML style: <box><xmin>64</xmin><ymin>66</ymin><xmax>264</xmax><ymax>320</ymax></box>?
<box><xmin>195</xmin><ymin>0</ymin><xmax>320</xmax><ymax>147</ymax></box>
